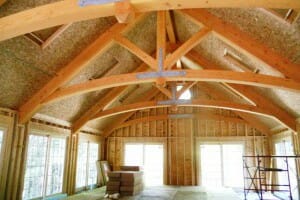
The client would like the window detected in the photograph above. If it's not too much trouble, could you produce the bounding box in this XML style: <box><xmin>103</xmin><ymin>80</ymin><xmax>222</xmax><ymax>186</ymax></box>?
<box><xmin>76</xmin><ymin>142</ymin><xmax>99</xmax><ymax>190</ymax></box>
<box><xmin>176</xmin><ymin>85</ymin><xmax>191</xmax><ymax>100</ymax></box>
<box><xmin>23</xmin><ymin>135</ymin><xmax>66</xmax><ymax>200</ymax></box>
<box><xmin>200</xmin><ymin>143</ymin><xmax>244</xmax><ymax>188</ymax></box>
<box><xmin>124</xmin><ymin>143</ymin><xmax>164</xmax><ymax>186</ymax></box>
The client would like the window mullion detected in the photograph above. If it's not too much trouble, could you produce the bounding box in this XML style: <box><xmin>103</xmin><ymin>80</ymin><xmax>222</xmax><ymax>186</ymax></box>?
<box><xmin>42</xmin><ymin>136</ymin><xmax>51</xmax><ymax>198</ymax></box>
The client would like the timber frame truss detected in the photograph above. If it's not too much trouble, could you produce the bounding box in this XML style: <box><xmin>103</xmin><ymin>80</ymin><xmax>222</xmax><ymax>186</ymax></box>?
<box><xmin>1</xmin><ymin>3</ymin><xmax>299</xmax><ymax>137</ymax></box>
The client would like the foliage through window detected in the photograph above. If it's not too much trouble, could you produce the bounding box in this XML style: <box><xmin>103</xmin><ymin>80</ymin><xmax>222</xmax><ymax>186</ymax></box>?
<box><xmin>22</xmin><ymin>135</ymin><xmax>66</xmax><ymax>200</ymax></box>
<box><xmin>76</xmin><ymin>141</ymin><xmax>99</xmax><ymax>190</ymax></box>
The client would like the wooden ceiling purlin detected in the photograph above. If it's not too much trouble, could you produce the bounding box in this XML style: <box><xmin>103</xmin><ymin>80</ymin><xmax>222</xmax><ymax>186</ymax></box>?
<box><xmin>18</xmin><ymin>13</ymin><xmax>149</xmax><ymax>124</ymax></box>
<box><xmin>42</xmin><ymin>70</ymin><xmax>300</xmax><ymax>104</ymax></box>
<box><xmin>1</xmin><ymin>1</ymin><xmax>300</xmax><ymax>42</ymax></box>
<box><xmin>179</xmin><ymin>9</ymin><xmax>300</xmax><ymax>82</ymax></box>
<box><xmin>184</xmin><ymin>50</ymin><xmax>297</xmax><ymax>132</ymax></box>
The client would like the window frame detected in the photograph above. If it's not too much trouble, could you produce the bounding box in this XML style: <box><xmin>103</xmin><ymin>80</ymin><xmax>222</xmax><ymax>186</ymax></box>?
<box><xmin>22</xmin><ymin>128</ymin><xmax>68</xmax><ymax>199</ymax></box>
<box><xmin>75</xmin><ymin>134</ymin><xmax>101</xmax><ymax>192</ymax></box>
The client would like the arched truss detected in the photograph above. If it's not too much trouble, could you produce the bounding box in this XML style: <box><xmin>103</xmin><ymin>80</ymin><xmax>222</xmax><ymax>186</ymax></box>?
<box><xmin>90</xmin><ymin>99</ymin><xmax>276</xmax><ymax>124</ymax></box>
<box><xmin>43</xmin><ymin>70</ymin><xmax>300</xmax><ymax>104</ymax></box>
<box><xmin>113</xmin><ymin>113</ymin><xmax>248</xmax><ymax>130</ymax></box>
<box><xmin>0</xmin><ymin>0</ymin><xmax>299</xmax><ymax>42</ymax></box>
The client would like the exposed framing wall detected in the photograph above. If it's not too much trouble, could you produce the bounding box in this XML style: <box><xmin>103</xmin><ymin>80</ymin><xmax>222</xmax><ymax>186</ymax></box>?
<box><xmin>106</xmin><ymin>107</ymin><xmax>268</xmax><ymax>186</ymax></box>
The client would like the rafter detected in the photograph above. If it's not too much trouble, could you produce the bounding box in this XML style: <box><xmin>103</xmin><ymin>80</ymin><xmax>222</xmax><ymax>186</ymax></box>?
<box><xmin>1</xmin><ymin>1</ymin><xmax>300</xmax><ymax>42</ymax></box>
<box><xmin>113</xmin><ymin>35</ymin><xmax>157</xmax><ymax>70</ymax></box>
<box><xmin>102</xmin><ymin>87</ymin><xmax>160</xmax><ymax>137</ymax></box>
<box><xmin>180</xmin><ymin>9</ymin><xmax>300</xmax><ymax>82</ymax></box>
<box><xmin>164</xmin><ymin>27</ymin><xmax>211</xmax><ymax>69</ymax></box>
<box><xmin>18</xmin><ymin>14</ymin><xmax>148</xmax><ymax>123</ymax></box>
<box><xmin>184</xmin><ymin>50</ymin><xmax>297</xmax><ymax>131</ymax></box>
<box><xmin>91</xmin><ymin>99</ymin><xmax>273</xmax><ymax>122</ymax></box>
<box><xmin>43</xmin><ymin>70</ymin><xmax>300</xmax><ymax>104</ymax></box>
<box><xmin>114</xmin><ymin>113</ymin><xmax>248</xmax><ymax>130</ymax></box>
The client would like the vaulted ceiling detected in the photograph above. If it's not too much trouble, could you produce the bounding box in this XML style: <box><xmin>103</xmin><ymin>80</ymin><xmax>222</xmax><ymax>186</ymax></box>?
<box><xmin>0</xmin><ymin>0</ymin><xmax>299</xmax><ymax>136</ymax></box>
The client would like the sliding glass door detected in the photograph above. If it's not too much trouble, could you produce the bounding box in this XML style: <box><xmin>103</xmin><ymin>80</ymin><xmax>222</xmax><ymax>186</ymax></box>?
<box><xmin>124</xmin><ymin>143</ymin><xmax>164</xmax><ymax>186</ymax></box>
<box><xmin>200</xmin><ymin>143</ymin><xmax>244</xmax><ymax>188</ymax></box>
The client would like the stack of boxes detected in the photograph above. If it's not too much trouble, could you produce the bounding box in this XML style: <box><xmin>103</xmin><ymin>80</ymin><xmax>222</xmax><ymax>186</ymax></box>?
<box><xmin>106</xmin><ymin>166</ymin><xmax>144</xmax><ymax>196</ymax></box>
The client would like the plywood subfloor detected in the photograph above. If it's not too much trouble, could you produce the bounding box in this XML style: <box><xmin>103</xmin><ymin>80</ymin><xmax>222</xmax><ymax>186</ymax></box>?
<box><xmin>66</xmin><ymin>186</ymin><xmax>242</xmax><ymax>200</ymax></box>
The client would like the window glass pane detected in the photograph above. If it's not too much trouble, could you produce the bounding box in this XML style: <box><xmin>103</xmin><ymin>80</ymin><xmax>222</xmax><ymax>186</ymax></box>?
<box><xmin>200</xmin><ymin>145</ymin><xmax>222</xmax><ymax>187</ymax></box>
<box><xmin>46</xmin><ymin>138</ymin><xmax>66</xmax><ymax>195</ymax></box>
<box><xmin>76</xmin><ymin>142</ymin><xmax>88</xmax><ymax>188</ymax></box>
<box><xmin>0</xmin><ymin>129</ymin><xmax>3</xmax><ymax>155</ymax></box>
<box><xmin>125</xmin><ymin>144</ymin><xmax>143</xmax><ymax>166</ymax></box>
<box><xmin>23</xmin><ymin>135</ymin><xmax>48</xmax><ymax>200</ymax></box>
<box><xmin>222</xmin><ymin>144</ymin><xmax>244</xmax><ymax>188</ymax></box>
<box><xmin>88</xmin><ymin>143</ymin><xmax>99</xmax><ymax>186</ymax></box>
<box><xmin>144</xmin><ymin>145</ymin><xmax>164</xmax><ymax>186</ymax></box>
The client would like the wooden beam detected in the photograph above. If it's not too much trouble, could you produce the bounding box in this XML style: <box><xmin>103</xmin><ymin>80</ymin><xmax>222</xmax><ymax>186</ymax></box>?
<box><xmin>18</xmin><ymin>14</ymin><xmax>148</xmax><ymax>123</ymax></box>
<box><xmin>180</xmin><ymin>9</ymin><xmax>300</xmax><ymax>82</ymax></box>
<box><xmin>155</xmin><ymin>85</ymin><xmax>173</xmax><ymax>98</ymax></box>
<box><xmin>114</xmin><ymin>0</ymin><xmax>135</xmax><ymax>23</ymax></box>
<box><xmin>1</xmin><ymin>0</ymin><xmax>300</xmax><ymax>42</ymax></box>
<box><xmin>113</xmin><ymin>35</ymin><xmax>157</xmax><ymax>70</ymax></box>
<box><xmin>92</xmin><ymin>99</ymin><xmax>273</xmax><ymax>121</ymax></box>
<box><xmin>102</xmin><ymin>87</ymin><xmax>160</xmax><ymax>137</ymax></box>
<box><xmin>165</xmin><ymin>27</ymin><xmax>211</xmax><ymax>69</ymax></box>
<box><xmin>71</xmin><ymin>62</ymin><xmax>150</xmax><ymax>133</ymax></box>
<box><xmin>177</xmin><ymin>81</ymin><xmax>197</xmax><ymax>98</ymax></box>
<box><xmin>44</xmin><ymin>70</ymin><xmax>300</xmax><ymax>104</ymax></box>
<box><xmin>114</xmin><ymin>113</ymin><xmax>248</xmax><ymax>130</ymax></box>
<box><xmin>41</xmin><ymin>23</ymin><xmax>72</xmax><ymax>49</ymax></box>
<box><xmin>166</xmin><ymin>11</ymin><xmax>176</xmax><ymax>43</ymax></box>
<box><xmin>185</xmin><ymin>50</ymin><xmax>297</xmax><ymax>131</ymax></box>
<box><xmin>157</xmin><ymin>10</ymin><xmax>167</xmax><ymax>70</ymax></box>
